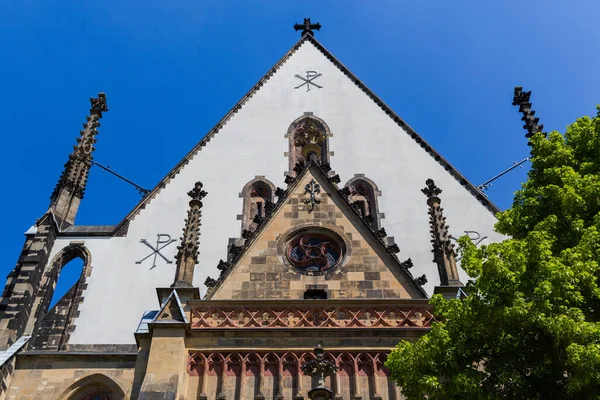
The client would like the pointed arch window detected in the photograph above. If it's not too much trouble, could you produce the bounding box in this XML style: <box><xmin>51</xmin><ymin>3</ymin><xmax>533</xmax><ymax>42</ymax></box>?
<box><xmin>345</xmin><ymin>176</ymin><xmax>382</xmax><ymax>230</ymax></box>
<box><xmin>30</xmin><ymin>243</ymin><xmax>92</xmax><ymax>350</ymax></box>
<box><xmin>240</xmin><ymin>177</ymin><xmax>276</xmax><ymax>232</ymax></box>
<box><xmin>287</xmin><ymin>113</ymin><xmax>331</xmax><ymax>173</ymax></box>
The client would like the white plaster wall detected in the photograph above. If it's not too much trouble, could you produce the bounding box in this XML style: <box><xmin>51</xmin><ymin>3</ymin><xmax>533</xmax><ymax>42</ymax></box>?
<box><xmin>59</xmin><ymin>40</ymin><xmax>502</xmax><ymax>345</ymax></box>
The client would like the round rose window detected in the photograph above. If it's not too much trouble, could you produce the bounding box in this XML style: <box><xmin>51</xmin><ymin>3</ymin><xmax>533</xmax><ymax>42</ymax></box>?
<box><xmin>287</xmin><ymin>231</ymin><xmax>343</xmax><ymax>273</ymax></box>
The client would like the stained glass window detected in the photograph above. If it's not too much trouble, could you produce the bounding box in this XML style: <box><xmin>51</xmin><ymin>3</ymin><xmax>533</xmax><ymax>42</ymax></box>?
<box><xmin>287</xmin><ymin>233</ymin><xmax>342</xmax><ymax>272</ymax></box>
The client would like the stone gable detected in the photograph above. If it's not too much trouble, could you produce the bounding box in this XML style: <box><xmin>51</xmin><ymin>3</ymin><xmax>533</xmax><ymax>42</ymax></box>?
<box><xmin>210</xmin><ymin>166</ymin><xmax>424</xmax><ymax>300</ymax></box>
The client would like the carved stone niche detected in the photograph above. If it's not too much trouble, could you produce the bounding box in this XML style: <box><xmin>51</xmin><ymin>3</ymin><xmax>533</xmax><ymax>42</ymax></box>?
<box><xmin>287</xmin><ymin>114</ymin><xmax>332</xmax><ymax>174</ymax></box>
<box><xmin>240</xmin><ymin>178</ymin><xmax>276</xmax><ymax>233</ymax></box>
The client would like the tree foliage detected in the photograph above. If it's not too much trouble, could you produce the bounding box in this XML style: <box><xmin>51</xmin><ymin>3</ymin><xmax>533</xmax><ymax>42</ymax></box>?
<box><xmin>386</xmin><ymin>107</ymin><xmax>600</xmax><ymax>399</ymax></box>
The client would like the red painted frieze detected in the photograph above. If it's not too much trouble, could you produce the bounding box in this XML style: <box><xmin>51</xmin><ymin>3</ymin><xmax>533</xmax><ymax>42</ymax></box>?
<box><xmin>190</xmin><ymin>302</ymin><xmax>435</xmax><ymax>329</ymax></box>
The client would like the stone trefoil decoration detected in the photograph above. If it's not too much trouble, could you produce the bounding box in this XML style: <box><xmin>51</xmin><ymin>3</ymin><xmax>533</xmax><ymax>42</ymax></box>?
<box><xmin>136</xmin><ymin>234</ymin><xmax>177</xmax><ymax>269</ymax></box>
<box><xmin>301</xmin><ymin>345</ymin><xmax>338</xmax><ymax>400</ymax></box>
<box><xmin>512</xmin><ymin>86</ymin><xmax>546</xmax><ymax>145</ymax></box>
<box><xmin>172</xmin><ymin>181</ymin><xmax>207</xmax><ymax>288</ymax></box>
<box><xmin>304</xmin><ymin>179</ymin><xmax>321</xmax><ymax>212</ymax></box>
<box><xmin>422</xmin><ymin>179</ymin><xmax>461</xmax><ymax>287</ymax></box>
<box><xmin>51</xmin><ymin>93</ymin><xmax>108</xmax><ymax>201</ymax></box>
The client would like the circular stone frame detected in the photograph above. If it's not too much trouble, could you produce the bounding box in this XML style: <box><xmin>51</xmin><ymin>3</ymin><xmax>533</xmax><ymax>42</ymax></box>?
<box><xmin>276</xmin><ymin>225</ymin><xmax>351</xmax><ymax>276</ymax></box>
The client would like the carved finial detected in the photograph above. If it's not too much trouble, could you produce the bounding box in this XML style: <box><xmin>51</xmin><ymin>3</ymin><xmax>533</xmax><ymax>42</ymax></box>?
<box><xmin>421</xmin><ymin>178</ymin><xmax>442</xmax><ymax>200</ymax></box>
<box><xmin>422</xmin><ymin>179</ymin><xmax>461</xmax><ymax>287</ymax></box>
<box><xmin>172</xmin><ymin>181</ymin><xmax>206</xmax><ymax>288</ymax></box>
<box><xmin>50</xmin><ymin>93</ymin><xmax>109</xmax><ymax>227</ymax></box>
<box><xmin>90</xmin><ymin>93</ymin><xmax>108</xmax><ymax>114</ymax></box>
<box><xmin>512</xmin><ymin>86</ymin><xmax>546</xmax><ymax>146</ymax></box>
<box><xmin>188</xmin><ymin>181</ymin><xmax>208</xmax><ymax>204</ymax></box>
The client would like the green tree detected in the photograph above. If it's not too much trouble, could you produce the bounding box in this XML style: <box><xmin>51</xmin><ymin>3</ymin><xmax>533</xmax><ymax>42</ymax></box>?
<box><xmin>386</xmin><ymin>107</ymin><xmax>600</xmax><ymax>399</ymax></box>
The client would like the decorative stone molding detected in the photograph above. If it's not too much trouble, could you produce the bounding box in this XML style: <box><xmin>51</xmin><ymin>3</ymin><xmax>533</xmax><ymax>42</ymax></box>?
<box><xmin>191</xmin><ymin>303</ymin><xmax>435</xmax><ymax>329</ymax></box>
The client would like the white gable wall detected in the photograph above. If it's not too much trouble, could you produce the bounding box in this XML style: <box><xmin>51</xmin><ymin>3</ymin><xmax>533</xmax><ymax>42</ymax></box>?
<box><xmin>54</xmin><ymin>40</ymin><xmax>502</xmax><ymax>345</ymax></box>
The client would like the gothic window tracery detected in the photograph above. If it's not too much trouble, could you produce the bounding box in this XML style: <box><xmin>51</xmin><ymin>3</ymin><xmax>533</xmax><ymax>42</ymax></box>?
<box><xmin>287</xmin><ymin>114</ymin><xmax>331</xmax><ymax>174</ymax></box>
<box><xmin>240</xmin><ymin>178</ymin><xmax>276</xmax><ymax>232</ymax></box>
<box><xmin>285</xmin><ymin>228</ymin><xmax>345</xmax><ymax>275</ymax></box>
<box><xmin>344</xmin><ymin>177</ymin><xmax>382</xmax><ymax>230</ymax></box>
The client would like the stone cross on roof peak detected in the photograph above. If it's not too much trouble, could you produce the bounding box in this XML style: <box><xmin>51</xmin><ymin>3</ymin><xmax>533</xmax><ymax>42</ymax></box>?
<box><xmin>294</xmin><ymin>18</ymin><xmax>321</xmax><ymax>37</ymax></box>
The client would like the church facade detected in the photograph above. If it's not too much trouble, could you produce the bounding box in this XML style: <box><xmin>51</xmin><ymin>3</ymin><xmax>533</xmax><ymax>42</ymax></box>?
<box><xmin>0</xmin><ymin>22</ymin><xmax>501</xmax><ymax>400</ymax></box>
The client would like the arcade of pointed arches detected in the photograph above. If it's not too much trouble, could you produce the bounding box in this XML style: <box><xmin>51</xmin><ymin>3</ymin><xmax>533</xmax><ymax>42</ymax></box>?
<box><xmin>188</xmin><ymin>350</ymin><xmax>400</xmax><ymax>400</ymax></box>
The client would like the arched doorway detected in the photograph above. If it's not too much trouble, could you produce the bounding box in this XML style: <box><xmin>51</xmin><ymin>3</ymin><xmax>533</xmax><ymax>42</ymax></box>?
<box><xmin>61</xmin><ymin>374</ymin><xmax>125</xmax><ymax>400</ymax></box>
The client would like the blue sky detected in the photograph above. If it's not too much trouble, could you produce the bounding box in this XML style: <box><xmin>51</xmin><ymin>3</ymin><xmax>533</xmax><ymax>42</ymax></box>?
<box><xmin>1</xmin><ymin>1</ymin><xmax>599</xmax><ymax>305</ymax></box>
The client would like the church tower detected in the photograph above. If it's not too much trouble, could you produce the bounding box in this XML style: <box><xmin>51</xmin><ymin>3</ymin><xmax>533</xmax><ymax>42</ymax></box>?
<box><xmin>0</xmin><ymin>94</ymin><xmax>107</xmax><ymax>351</ymax></box>
<box><xmin>0</xmin><ymin>21</ymin><xmax>502</xmax><ymax>399</ymax></box>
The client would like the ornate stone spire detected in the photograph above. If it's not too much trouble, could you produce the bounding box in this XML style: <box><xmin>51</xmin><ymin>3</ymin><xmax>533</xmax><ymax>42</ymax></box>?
<box><xmin>512</xmin><ymin>86</ymin><xmax>546</xmax><ymax>145</ymax></box>
<box><xmin>422</xmin><ymin>179</ymin><xmax>461</xmax><ymax>287</ymax></box>
<box><xmin>172</xmin><ymin>182</ymin><xmax>207</xmax><ymax>288</ymax></box>
<box><xmin>50</xmin><ymin>93</ymin><xmax>108</xmax><ymax>227</ymax></box>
